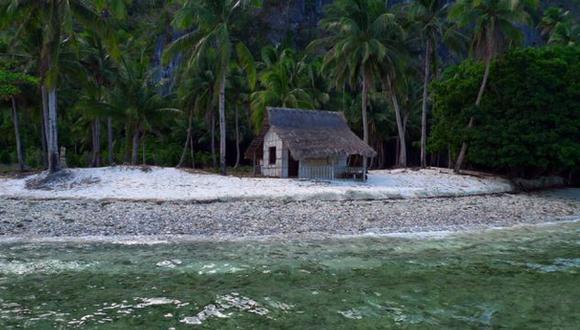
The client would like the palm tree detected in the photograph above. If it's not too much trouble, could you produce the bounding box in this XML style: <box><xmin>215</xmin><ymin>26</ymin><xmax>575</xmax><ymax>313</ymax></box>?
<box><xmin>380</xmin><ymin>52</ymin><xmax>409</xmax><ymax>168</ymax></box>
<box><xmin>175</xmin><ymin>51</ymin><xmax>217</xmax><ymax>168</ymax></box>
<box><xmin>164</xmin><ymin>0</ymin><xmax>259</xmax><ymax>175</ymax></box>
<box><xmin>0</xmin><ymin>69</ymin><xmax>38</xmax><ymax>171</ymax></box>
<box><xmin>406</xmin><ymin>0</ymin><xmax>457</xmax><ymax>168</ymax></box>
<box><xmin>376</xmin><ymin>7</ymin><xmax>409</xmax><ymax>168</ymax></box>
<box><xmin>539</xmin><ymin>7</ymin><xmax>580</xmax><ymax>46</ymax></box>
<box><xmin>309</xmin><ymin>0</ymin><xmax>403</xmax><ymax>170</ymax></box>
<box><xmin>0</xmin><ymin>0</ymin><xmax>125</xmax><ymax>173</ymax></box>
<box><xmin>538</xmin><ymin>7</ymin><xmax>571</xmax><ymax>41</ymax></box>
<box><xmin>1</xmin><ymin>18</ymin><xmax>47</xmax><ymax>167</ymax></box>
<box><xmin>251</xmin><ymin>47</ymin><xmax>316</xmax><ymax>131</ymax></box>
<box><xmin>450</xmin><ymin>0</ymin><xmax>538</xmax><ymax>172</ymax></box>
<box><xmin>108</xmin><ymin>54</ymin><xmax>179</xmax><ymax>165</ymax></box>
<box><xmin>228</xmin><ymin>63</ymin><xmax>253</xmax><ymax>168</ymax></box>
<box><xmin>548</xmin><ymin>21</ymin><xmax>580</xmax><ymax>46</ymax></box>
<box><xmin>302</xmin><ymin>57</ymin><xmax>331</xmax><ymax>111</ymax></box>
<box><xmin>74</xmin><ymin>81</ymin><xmax>105</xmax><ymax>167</ymax></box>
<box><xmin>343</xmin><ymin>92</ymin><xmax>395</xmax><ymax>169</ymax></box>
<box><xmin>77</xmin><ymin>31</ymin><xmax>117</xmax><ymax>167</ymax></box>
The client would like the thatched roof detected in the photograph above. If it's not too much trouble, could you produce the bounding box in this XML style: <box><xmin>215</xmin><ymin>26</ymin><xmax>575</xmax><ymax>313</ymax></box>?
<box><xmin>245</xmin><ymin>107</ymin><xmax>377</xmax><ymax>160</ymax></box>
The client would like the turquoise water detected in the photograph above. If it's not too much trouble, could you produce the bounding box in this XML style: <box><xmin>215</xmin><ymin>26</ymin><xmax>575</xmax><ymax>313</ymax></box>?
<box><xmin>1</xmin><ymin>222</ymin><xmax>579</xmax><ymax>329</ymax></box>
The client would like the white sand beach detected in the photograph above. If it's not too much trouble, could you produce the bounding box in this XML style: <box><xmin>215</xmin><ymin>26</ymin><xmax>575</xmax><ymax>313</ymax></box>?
<box><xmin>0</xmin><ymin>166</ymin><xmax>514</xmax><ymax>202</ymax></box>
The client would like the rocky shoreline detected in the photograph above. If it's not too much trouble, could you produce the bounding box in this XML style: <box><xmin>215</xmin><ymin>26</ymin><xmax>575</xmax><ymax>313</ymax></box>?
<box><xmin>0</xmin><ymin>190</ymin><xmax>579</xmax><ymax>241</ymax></box>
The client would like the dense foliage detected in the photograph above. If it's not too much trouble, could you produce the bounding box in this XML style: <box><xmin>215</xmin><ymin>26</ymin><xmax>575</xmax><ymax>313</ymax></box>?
<box><xmin>0</xmin><ymin>70</ymin><xmax>37</xmax><ymax>99</ymax></box>
<box><xmin>430</xmin><ymin>46</ymin><xmax>580</xmax><ymax>177</ymax></box>
<box><xmin>0</xmin><ymin>0</ymin><xmax>578</xmax><ymax>179</ymax></box>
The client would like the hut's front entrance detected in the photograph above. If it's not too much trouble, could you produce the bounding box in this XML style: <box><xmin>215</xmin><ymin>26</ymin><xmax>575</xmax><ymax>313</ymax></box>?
<box><xmin>288</xmin><ymin>151</ymin><xmax>299</xmax><ymax>178</ymax></box>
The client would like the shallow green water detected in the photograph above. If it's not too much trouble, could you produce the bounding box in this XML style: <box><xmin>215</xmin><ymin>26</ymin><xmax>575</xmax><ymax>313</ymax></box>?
<box><xmin>1</xmin><ymin>222</ymin><xmax>579</xmax><ymax>329</ymax></box>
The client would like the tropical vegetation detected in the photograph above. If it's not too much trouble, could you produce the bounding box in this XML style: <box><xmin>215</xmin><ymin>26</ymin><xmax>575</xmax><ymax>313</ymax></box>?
<box><xmin>0</xmin><ymin>0</ymin><xmax>578</xmax><ymax>181</ymax></box>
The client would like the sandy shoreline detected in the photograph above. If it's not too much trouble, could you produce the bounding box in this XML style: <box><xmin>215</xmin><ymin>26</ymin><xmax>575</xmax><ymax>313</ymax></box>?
<box><xmin>1</xmin><ymin>191</ymin><xmax>578</xmax><ymax>241</ymax></box>
<box><xmin>0</xmin><ymin>166</ymin><xmax>514</xmax><ymax>202</ymax></box>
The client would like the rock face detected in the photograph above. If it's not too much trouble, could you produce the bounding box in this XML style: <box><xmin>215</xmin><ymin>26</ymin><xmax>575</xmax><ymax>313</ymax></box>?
<box><xmin>150</xmin><ymin>0</ymin><xmax>580</xmax><ymax>86</ymax></box>
<box><xmin>251</xmin><ymin>0</ymin><xmax>580</xmax><ymax>48</ymax></box>
<box><xmin>253</xmin><ymin>0</ymin><xmax>333</xmax><ymax>47</ymax></box>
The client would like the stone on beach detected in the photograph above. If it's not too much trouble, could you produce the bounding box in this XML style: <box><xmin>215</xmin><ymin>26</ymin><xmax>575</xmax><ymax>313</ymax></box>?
<box><xmin>0</xmin><ymin>192</ymin><xmax>578</xmax><ymax>240</ymax></box>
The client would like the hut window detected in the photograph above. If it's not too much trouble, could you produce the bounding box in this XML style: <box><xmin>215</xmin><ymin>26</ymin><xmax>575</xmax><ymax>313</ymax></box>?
<box><xmin>269</xmin><ymin>147</ymin><xmax>276</xmax><ymax>165</ymax></box>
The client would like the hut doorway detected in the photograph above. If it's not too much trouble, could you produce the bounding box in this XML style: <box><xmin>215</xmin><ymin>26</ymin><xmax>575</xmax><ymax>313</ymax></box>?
<box><xmin>288</xmin><ymin>151</ymin><xmax>299</xmax><ymax>178</ymax></box>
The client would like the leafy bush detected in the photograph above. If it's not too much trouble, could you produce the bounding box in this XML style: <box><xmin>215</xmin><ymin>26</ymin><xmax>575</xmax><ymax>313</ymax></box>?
<box><xmin>430</xmin><ymin>46</ymin><xmax>580</xmax><ymax>177</ymax></box>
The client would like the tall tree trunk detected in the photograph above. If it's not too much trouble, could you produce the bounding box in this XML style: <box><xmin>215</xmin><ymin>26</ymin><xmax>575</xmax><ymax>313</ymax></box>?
<box><xmin>39</xmin><ymin>15</ymin><xmax>59</xmax><ymax>173</ymax></box>
<box><xmin>219</xmin><ymin>71</ymin><xmax>227</xmax><ymax>175</ymax></box>
<box><xmin>142</xmin><ymin>133</ymin><xmax>146</xmax><ymax>165</ymax></box>
<box><xmin>211</xmin><ymin>111</ymin><xmax>216</xmax><ymax>168</ymax></box>
<box><xmin>131</xmin><ymin>128</ymin><xmax>140</xmax><ymax>165</ymax></box>
<box><xmin>234</xmin><ymin>105</ymin><xmax>240</xmax><ymax>168</ymax></box>
<box><xmin>244</xmin><ymin>102</ymin><xmax>253</xmax><ymax>133</ymax></box>
<box><xmin>41</xmin><ymin>86</ymin><xmax>50</xmax><ymax>169</ymax></box>
<box><xmin>454</xmin><ymin>54</ymin><xmax>491</xmax><ymax>172</ymax></box>
<box><xmin>177</xmin><ymin>108</ymin><xmax>194</xmax><ymax>168</ymax></box>
<box><xmin>420</xmin><ymin>39</ymin><xmax>432</xmax><ymax>168</ymax></box>
<box><xmin>455</xmin><ymin>25</ymin><xmax>494</xmax><ymax>173</ymax></box>
<box><xmin>388</xmin><ymin>77</ymin><xmax>407</xmax><ymax>168</ymax></box>
<box><xmin>46</xmin><ymin>87</ymin><xmax>60</xmax><ymax>173</ymax></box>
<box><xmin>91</xmin><ymin>118</ymin><xmax>101</xmax><ymax>167</ymax></box>
<box><xmin>40</xmin><ymin>113</ymin><xmax>47</xmax><ymax>168</ymax></box>
<box><xmin>448</xmin><ymin>144</ymin><xmax>453</xmax><ymax>169</ymax></box>
<box><xmin>107</xmin><ymin>117</ymin><xmax>114</xmax><ymax>165</ymax></box>
<box><xmin>190</xmin><ymin>131</ymin><xmax>195</xmax><ymax>168</ymax></box>
<box><xmin>378</xmin><ymin>142</ymin><xmax>385</xmax><ymax>169</ymax></box>
<box><xmin>395</xmin><ymin>136</ymin><xmax>400</xmax><ymax>167</ymax></box>
<box><xmin>11</xmin><ymin>97</ymin><xmax>25</xmax><ymax>171</ymax></box>
<box><xmin>124</xmin><ymin>123</ymin><xmax>132</xmax><ymax>164</ymax></box>
<box><xmin>361</xmin><ymin>72</ymin><xmax>370</xmax><ymax>178</ymax></box>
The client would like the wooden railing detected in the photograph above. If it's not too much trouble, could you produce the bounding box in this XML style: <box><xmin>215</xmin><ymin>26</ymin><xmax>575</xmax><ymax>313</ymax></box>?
<box><xmin>256</xmin><ymin>164</ymin><xmax>367</xmax><ymax>181</ymax></box>
<box><xmin>299</xmin><ymin>165</ymin><xmax>335</xmax><ymax>180</ymax></box>
<box><xmin>299</xmin><ymin>165</ymin><xmax>366</xmax><ymax>181</ymax></box>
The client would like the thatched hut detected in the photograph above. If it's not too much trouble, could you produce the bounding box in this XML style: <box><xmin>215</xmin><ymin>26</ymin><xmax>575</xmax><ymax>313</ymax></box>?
<box><xmin>245</xmin><ymin>107</ymin><xmax>377</xmax><ymax>180</ymax></box>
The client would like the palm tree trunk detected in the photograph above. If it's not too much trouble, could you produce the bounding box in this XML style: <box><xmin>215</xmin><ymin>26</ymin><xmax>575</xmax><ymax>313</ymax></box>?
<box><xmin>234</xmin><ymin>105</ymin><xmax>240</xmax><ymax>168</ymax></box>
<box><xmin>388</xmin><ymin>77</ymin><xmax>407</xmax><ymax>168</ymax></box>
<box><xmin>211</xmin><ymin>111</ymin><xmax>216</xmax><ymax>168</ymax></box>
<box><xmin>454</xmin><ymin>53</ymin><xmax>492</xmax><ymax>172</ymax></box>
<box><xmin>142</xmin><ymin>133</ymin><xmax>146</xmax><ymax>165</ymax></box>
<box><xmin>131</xmin><ymin>128</ymin><xmax>140</xmax><ymax>165</ymax></box>
<box><xmin>11</xmin><ymin>97</ymin><xmax>25</xmax><ymax>171</ymax></box>
<box><xmin>41</xmin><ymin>86</ymin><xmax>50</xmax><ymax>169</ymax></box>
<box><xmin>178</xmin><ymin>108</ymin><xmax>194</xmax><ymax>168</ymax></box>
<box><xmin>420</xmin><ymin>39</ymin><xmax>432</xmax><ymax>168</ymax></box>
<box><xmin>395</xmin><ymin>137</ymin><xmax>400</xmax><ymax>166</ymax></box>
<box><xmin>455</xmin><ymin>24</ymin><xmax>495</xmax><ymax>173</ymax></box>
<box><xmin>40</xmin><ymin>114</ymin><xmax>47</xmax><ymax>168</ymax></box>
<box><xmin>91</xmin><ymin>118</ymin><xmax>101</xmax><ymax>167</ymax></box>
<box><xmin>378</xmin><ymin>142</ymin><xmax>385</xmax><ymax>169</ymax></box>
<box><xmin>190</xmin><ymin>131</ymin><xmax>195</xmax><ymax>168</ymax></box>
<box><xmin>124</xmin><ymin>123</ymin><xmax>132</xmax><ymax>164</ymax></box>
<box><xmin>46</xmin><ymin>87</ymin><xmax>60</xmax><ymax>173</ymax></box>
<box><xmin>403</xmin><ymin>108</ymin><xmax>409</xmax><ymax>135</ymax></box>
<box><xmin>244</xmin><ymin>102</ymin><xmax>253</xmax><ymax>133</ymax></box>
<box><xmin>361</xmin><ymin>72</ymin><xmax>370</xmax><ymax>178</ymax></box>
<box><xmin>448</xmin><ymin>144</ymin><xmax>453</xmax><ymax>169</ymax></box>
<box><xmin>39</xmin><ymin>10</ymin><xmax>62</xmax><ymax>172</ymax></box>
<box><xmin>219</xmin><ymin>71</ymin><xmax>227</xmax><ymax>175</ymax></box>
<box><xmin>107</xmin><ymin>117</ymin><xmax>114</xmax><ymax>165</ymax></box>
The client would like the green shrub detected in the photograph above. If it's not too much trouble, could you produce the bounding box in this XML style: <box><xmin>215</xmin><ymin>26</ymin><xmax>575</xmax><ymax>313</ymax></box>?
<box><xmin>430</xmin><ymin>46</ymin><xmax>580</xmax><ymax>177</ymax></box>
